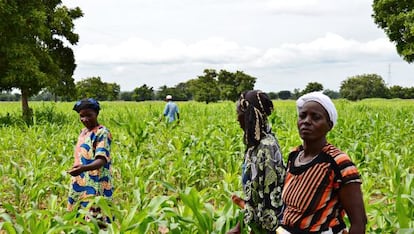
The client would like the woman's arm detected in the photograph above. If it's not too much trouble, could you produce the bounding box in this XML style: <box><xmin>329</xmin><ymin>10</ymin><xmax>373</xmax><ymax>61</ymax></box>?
<box><xmin>338</xmin><ymin>182</ymin><xmax>367</xmax><ymax>234</ymax></box>
<box><xmin>68</xmin><ymin>157</ymin><xmax>106</xmax><ymax>176</ymax></box>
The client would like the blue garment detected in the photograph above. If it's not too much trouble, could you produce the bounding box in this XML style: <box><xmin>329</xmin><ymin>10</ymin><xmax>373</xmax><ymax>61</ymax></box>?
<box><xmin>163</xmin><ymin>101</ymin><xmax>179</xmax><ymax>122</ymax></box>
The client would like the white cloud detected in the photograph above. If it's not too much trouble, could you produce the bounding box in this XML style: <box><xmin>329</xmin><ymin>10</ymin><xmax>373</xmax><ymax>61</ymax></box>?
<box><xmin>76</xmin><ymin>37</ymin><xmax>261</xmax><ymax>65</ymax></box>
<box><xmin>253</xmin><ymin>33</ymin><xmax>396</xmax><ymax>67</ymax></box>
<box><xmin>64</xmin><ymin>0</ymin><xmax>413</xmax><ymax>92</ymax></box>
<box><xmin>262</xmin><ymin>0</ymin><xmax>367</xmax><ymax>15</ymax></box>
<box><xmin>76</xmin><ymin>33</ymin><xmax>397</xmax><ymax>70</ymax></box>
<box><xmin>186</xmin><ymin>38</ymin><xmax>260</xmax><ymax>63</ymax></box>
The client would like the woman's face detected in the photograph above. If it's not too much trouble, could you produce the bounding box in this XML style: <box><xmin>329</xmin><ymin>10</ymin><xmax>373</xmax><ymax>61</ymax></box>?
<box><xmin>297</xmin><ymin>101</ymin><xmax>332</xmax><ymax>142</ymax></box>
<box><xmin>79</xmin><ymin>108</ymin><xmax>98</xmax><ymax>130</ymax></box>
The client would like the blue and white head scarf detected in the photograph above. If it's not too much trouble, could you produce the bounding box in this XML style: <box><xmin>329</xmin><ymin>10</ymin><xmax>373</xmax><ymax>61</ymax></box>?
<box><xmin>73</xmin><ymin>98</ymin><xmax>101</xmax><ymax>113</ymax></box>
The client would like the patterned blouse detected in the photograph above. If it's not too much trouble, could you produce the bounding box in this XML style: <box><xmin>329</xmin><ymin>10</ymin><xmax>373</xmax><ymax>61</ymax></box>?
<box><xmin>243</xmin><ymin>132</ymin><xmax>286</xmax><ymax>232</ymax></box>
<box><xmin>68</xmin><ymin>125</ymin><xmax>113</xmax><ymax>211</ymax></box>
<box><xmin>281</xmin><ymin>143</ymin><xmax>361</xmax><ymax>234</ymax></box>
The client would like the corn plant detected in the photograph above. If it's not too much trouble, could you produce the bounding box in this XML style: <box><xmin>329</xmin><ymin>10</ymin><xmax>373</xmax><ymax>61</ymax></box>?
<box><xmin>0</xmin><ymin>100</ymin><xmax>413</xmax><ymax>233</ymax></box>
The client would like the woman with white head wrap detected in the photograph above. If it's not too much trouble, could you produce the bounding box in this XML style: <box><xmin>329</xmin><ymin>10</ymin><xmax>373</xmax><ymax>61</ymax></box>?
<box><xmin>296</xmin><ymin>91</ymin><xmax>338</xmax><ymax>128</ymax></box>
<box><xmin>278</xmin><ymin>92</ymin><xmax>367</xmax><ymax>234</ymax></box>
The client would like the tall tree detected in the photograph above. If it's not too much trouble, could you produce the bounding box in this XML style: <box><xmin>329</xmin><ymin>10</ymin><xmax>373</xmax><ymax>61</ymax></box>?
<box><xmin>188</xmin><ymin>69</ymin><xmax>220</xmax><ymax>103</ymax></box>
<box><xmin>173</xmin><ymin>82</ymin><xmax>192</xmax><ymax>101</ymax></box>
<box><xmin>0</xmin><ymin>1</ymin><xmax>82</xmax><ymax>119</ymax></box>
<box><xmin>217</xmin><ymin>70</ymin><xmax>236</xmax><ymax>101</ymax></box>
<box><xmin>278</xmin><ymin>90</ymin><xmax>292</xmax><ymax>100</ymax></box>
<box><xmin>372</xmin><ymin>0</ymin><xmax>414</xmax><ymax>62</ymax></box>
<box><xmin>76</xmin><ymin>77</ymin><xmax>117</xmax><ymax>100</ymax></box>
<box><xmin>217</xmin><ymin>70</ymin><xmax>256</xmax><ymax>101</ymax></box>
<box><xmin>106</xmin><ymin>82</ymin><xmax>121</xmax><ymax>101</ymax></box>
<box><xmin>133</xmin><ymin>84</ymin><xmax>154</xmax><ymax>101</ymax></box>
<box><xmin>47</xmin><ymin>46</ymin><xmax>77</xmax><ymax>101</ymax></box>
<box><xmin>340</xmin><ymin>74</ymin><xmax>389</xmax><ymax>101</ymax></box>
<box><xmin>234</xmin><ymin>71</ymin><xmax>256</xmax><ymax>98</ymax></box>
<box><xmin>301</xmin><ymin>82</ymin><xmax>324</xmax><ymax>95</ymax></box>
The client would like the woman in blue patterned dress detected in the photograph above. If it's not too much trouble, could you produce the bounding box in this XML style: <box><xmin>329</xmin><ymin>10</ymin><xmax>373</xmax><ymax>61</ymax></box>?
<box><xmin>67</xmin><ymin>98</ymin><xmax>113</xmax><ymax>224</ymax></box>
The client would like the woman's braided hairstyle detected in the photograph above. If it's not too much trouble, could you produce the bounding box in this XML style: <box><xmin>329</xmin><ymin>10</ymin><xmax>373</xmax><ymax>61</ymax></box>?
<box><xmin>237</xmin><ymin>90</ymin><xmax>274</xmax><ymax>147</ymax></box>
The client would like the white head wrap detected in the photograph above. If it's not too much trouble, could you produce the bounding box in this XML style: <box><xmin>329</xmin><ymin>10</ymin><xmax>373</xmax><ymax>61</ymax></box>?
<box><xmin>296</xmin><ymin>91</ymin><xmax>338</xmax><ymax>127</ymax></box>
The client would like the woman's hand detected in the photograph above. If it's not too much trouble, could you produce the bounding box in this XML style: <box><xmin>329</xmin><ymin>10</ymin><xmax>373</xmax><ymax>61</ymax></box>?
<box><xmin>68</xmin><ymin>157</ymin><xmax>107</xmax><ymax>177</ymax></box>
<box><xmin>68</xmin><ymin>164</ymin><xmax>84</xmax><ymax>176</ymax></box>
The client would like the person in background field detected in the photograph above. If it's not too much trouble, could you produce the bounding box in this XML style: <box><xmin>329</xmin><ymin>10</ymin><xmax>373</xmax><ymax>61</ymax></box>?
<box><xmin>68</xmin><ymin>98</ymin><xmax>113</xmax><ymax>226</ymax></box>
<box><xmin>162</xmin><ymin>95</ymin><xmax>180</xmax><ymax>123</ymax></box>
<box><xmin>228</xmin><ymin>90</ymin><xmax>286</xmax><ymax>234</ymax></box>
<box><xmin>278</xmin><ymin>91</ymin><xmax>367</xmax><ymax>234</ymax></box>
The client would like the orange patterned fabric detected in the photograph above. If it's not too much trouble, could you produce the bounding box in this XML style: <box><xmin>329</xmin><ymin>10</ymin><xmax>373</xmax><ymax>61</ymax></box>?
<box><xmin>281</xmin><ymin>143</ymin><xmax>361</xmax><ymax>233</ymax></box>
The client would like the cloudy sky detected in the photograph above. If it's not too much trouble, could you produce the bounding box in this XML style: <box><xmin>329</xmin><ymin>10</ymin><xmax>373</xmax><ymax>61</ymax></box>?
<box><xmin>62</xmin><ymin>0</ymin><xmax>413</xmax><ymax>92</ymax></box>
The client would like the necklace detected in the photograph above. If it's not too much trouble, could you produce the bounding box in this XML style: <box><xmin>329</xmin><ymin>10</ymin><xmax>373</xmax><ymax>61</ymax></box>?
<box><xmin>294</xmin><ymin>150</ymin><xmax>319</xmax><ymax>166</ymax></box>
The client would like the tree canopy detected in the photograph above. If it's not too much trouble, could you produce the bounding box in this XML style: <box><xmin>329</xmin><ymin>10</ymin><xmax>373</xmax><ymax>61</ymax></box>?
<box><xmin>277</xmin><ymin>90</ymin><xmax>292</xmax><ymax>100</ymax></box>
<box><xmin>155</xmin><ymin>83</ymin><xmax>192</xmax><ymax>101</ymax></box>
<box><xmin>187</xmin><ymin>69</ymin><xmax>256</xmax><ymax>103</ymax></box>
<box><xmin>133</xmin><ymin>84</ymin><xmax>154</xmax><ymax>101</ymax></box>
<box><xmin>372</xmin><ymin>0</ymin><xmax>414</xmax><ymax>63</ymax></box>
<box><xmin>76</xmin><ymin>77</ymin><xmax>120</xmax><ymax>101</ymax></box>
<box><xmin>0</xmin><ymin>0</ymin><xmax>82</xmax><ymax>118</ymax></box>
<box><xmin>388</xmin><ymin>85</ymin><xmax>414</xmax><ymax>99</ymax></box>
<box><xmin>217</xmin><ymin>70</ymin><xmax>256</xmax><ymax>101</ymax></box>
<box><xmin>339</xmin><ymin>74</ymin><xmax>389</xmax><ymax>101</ymax></box>
<box><xmin>301</xmin><ymin>82</ymin><xmax>324</xmax><ymax>95</ymax></box>
<box><xmin>188</xmin><ymin>69</ymin><xmax>220</xmax><ymax>104</ymax></box>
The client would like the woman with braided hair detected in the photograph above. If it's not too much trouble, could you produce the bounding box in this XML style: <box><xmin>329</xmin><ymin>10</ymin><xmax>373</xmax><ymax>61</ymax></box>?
<box><xmin>228</xmin><ymin>90</ymin><xmax>286</xmax><ymax>234</ymax></box>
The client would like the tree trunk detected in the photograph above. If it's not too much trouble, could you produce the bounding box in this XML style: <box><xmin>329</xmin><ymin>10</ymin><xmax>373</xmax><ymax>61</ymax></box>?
<box><xmin>21</xmin><ymin>89</ymin><xmax>33</xmax><ymax>125</ymax></box>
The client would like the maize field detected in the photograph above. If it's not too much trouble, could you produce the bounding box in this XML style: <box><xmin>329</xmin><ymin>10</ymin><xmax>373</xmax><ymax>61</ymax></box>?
<box><xmin>0</xmin><ymin>99</ymin><xmax>413</xmax><ymax>233</ymax></box>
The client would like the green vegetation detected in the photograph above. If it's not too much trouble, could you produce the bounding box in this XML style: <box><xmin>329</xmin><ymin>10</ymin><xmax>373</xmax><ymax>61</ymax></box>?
<box><xmin>339</xmin><ymin>74</ymin><xmax>389</xmax><ymax>101</ymax></box>
<box><xmin>372</xmin><ymin>0</ymin><xmax>414</xmax><ymax>63</ymax></box>
<box><xmin>76</xmin><ymin>77</ymin><xmax>120</xmax><ymax>101</ymax></box>
<box><xmin>0</xmin><ymin>0</ymin><xmax>82</xmax><ymax>117</ymax></box>
<box><xmin>0</xmin><ymin>100</ymin><xmax>413</xmax><ymax>233</ymax></box>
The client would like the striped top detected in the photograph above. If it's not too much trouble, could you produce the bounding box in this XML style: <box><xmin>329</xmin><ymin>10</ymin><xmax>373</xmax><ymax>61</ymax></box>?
<box><xmin>281</xmin><ymin>143</ymin><xmax>361</xmax><ymax>234</ymax></box>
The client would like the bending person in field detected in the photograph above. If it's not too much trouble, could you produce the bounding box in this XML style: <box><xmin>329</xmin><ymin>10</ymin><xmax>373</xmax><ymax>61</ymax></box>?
<box><xmin>228</xmin><ymin>90</ymin><xmax>286</xmax><ymax>234</ymax></box>
<box><xmin>162</xmin><ymin>95</ymin><xmax>180</xmax><ymax>123</ymax></box>
<box><xmin>68</xmin><ymin>98</ymin><xmax>113</xmax><ymax>225</ymax></box>
<box><xmin>278</xmin><ymin>92</ymin><xmax>367</xmax><ymax>234</ymax></box>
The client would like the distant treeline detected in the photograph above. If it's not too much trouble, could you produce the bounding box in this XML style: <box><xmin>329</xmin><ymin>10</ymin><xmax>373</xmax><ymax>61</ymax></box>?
<box><xmin>2</xmin><ymin>72</ymin><xmax>413</xmax><ymax>102</ymax></box>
